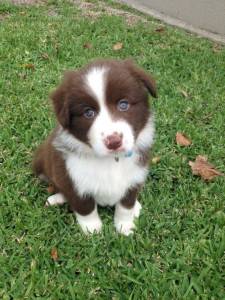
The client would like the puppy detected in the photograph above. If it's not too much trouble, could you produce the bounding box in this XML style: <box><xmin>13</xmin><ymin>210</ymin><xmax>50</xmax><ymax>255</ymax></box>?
<box><xmin>33</xmin><ymin>59</ymin><xmax>156</xmax><ymax>235</ymax></box>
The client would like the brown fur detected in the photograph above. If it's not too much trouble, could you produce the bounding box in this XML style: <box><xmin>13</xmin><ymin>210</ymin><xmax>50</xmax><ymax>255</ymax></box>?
<box><xmin>33</xmin><ymin>131</ymin><xmax>95</xmax><ymax>215</ymax></box>
<box><xmin>121</xmin><ymin>186</ymin><xmax>140</xmax><ymax>208</ymax></box>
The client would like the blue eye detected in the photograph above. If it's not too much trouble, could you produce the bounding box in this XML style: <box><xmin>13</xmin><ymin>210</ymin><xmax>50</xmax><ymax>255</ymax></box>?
<box><xmin>84</xmin><ymin>108</ymin><xmax>95</xmax><ymax>119</ymax></box>
<box><xmin>117</xmin><ymin>99</ymin><xmax>129</xmax><ymax>112</ymax></box>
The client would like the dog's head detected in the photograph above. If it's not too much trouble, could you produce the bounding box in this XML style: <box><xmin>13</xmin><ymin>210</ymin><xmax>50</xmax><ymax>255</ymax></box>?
<box><xmin>52</xmin><ymin>59</ymin><xmax>156</xmax><ymax>157</ymax></box>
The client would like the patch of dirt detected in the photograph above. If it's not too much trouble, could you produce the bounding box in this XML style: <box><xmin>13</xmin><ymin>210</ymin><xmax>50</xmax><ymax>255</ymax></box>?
<box><xmin>10</xmin><ymin>0</ymin><xmax>44</xmax><ymax>4</ymax></box>
<box><xmin>10</xmin><ymin>0</ymin><xmax>148</xmax><ymax>25</ymax></box>
<box><xmin>72</xmin><ymin>0</ymin><xmax>147</xmax><ymax>25</ymax></box>
<box><xmin>103</xmin><ymin>5</ymin><xmax>147</xmax><ymax>26</ymax></box>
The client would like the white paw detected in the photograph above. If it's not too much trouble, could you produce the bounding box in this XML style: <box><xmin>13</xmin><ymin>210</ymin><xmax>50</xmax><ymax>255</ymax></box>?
<box><xmin>45</xmin><ymin>193</ymin><xmax>66</xmax><ymax>207</ymax></box>
<box><xmin>115</xmin><ymin>220</ymin><xmax>135</xmax><ymax>236</ymax></box>
<box><xmin>114</xmin><ymin>200</ymin><xmax>142</xmax><ymax>236</ymax></box>
<box><xmin>133</xmin><ymin>200</ymin><xmax>142</xmax><ymax>218</ymax></box>
<box><xmin>75</xmin><ymin>208</ymin><xmax>102</xmax><ymax>234</ymax></box>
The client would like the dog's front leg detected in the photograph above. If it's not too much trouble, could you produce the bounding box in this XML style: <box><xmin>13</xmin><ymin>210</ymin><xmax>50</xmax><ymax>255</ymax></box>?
<box><xmin>114</xmin><ymin>188</ymin><xmax>142</xmax><ymax>236</ymax></box>
<box><xmin>58</xmin><ymin>184</ymin><xmax>102</xmax><ymax>234</ymax></box>
<box><xmin>74</xmin><ymin>200</ymin><xmax>102</xmax><ymax>235</ymax></box>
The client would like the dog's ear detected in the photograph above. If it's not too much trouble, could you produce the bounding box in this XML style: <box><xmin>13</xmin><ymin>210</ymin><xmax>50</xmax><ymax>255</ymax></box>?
<box><xmin>51</xmin><ymin>71</ymin><xmax>75</xmax><ymax>128</ymax></box>
<box><xmin>124</xmin><ymin>60</ymin><xmax>157</xmax><ymax>98</ymax></box>
<box><xmin>51</xmin><ymin>86</ymin><xmax>70</xmax><ymax>128</ymax></box>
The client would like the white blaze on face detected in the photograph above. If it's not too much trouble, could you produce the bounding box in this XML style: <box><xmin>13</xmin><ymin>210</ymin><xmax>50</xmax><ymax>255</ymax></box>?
<box><xmin>85</xmin><ymin>67</ymin><xmax>134</xmax><ymax>157</ymax></box>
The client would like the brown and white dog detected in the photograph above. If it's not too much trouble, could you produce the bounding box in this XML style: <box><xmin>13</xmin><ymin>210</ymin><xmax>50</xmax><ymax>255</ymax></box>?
<box><xmin>33</xmin><ymin>59</ymin><xmax>156</xmax><ymax>235</ymax></box>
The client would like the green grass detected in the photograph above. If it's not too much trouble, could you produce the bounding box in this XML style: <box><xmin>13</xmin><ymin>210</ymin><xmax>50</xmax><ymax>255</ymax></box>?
<box><xmin>0</xmin><ymin>0</ymin><xmax>225</xmax><ymax>299</ymax></box>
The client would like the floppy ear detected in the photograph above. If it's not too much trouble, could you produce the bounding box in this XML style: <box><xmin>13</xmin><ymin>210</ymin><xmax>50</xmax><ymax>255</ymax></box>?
<box><xmin>51</xmin><ymin>86</ymin><xmax>70</xmax><ymax>128</ymax></box>
<box><xmin>124</xmin><ymin>60</ymin><xmax>157</xmax><ymax>98</ymax></box>
<box><xmin>51</xmin><ymin>71</ymin><xmax>75</xmax><ymax>128</ymax></box>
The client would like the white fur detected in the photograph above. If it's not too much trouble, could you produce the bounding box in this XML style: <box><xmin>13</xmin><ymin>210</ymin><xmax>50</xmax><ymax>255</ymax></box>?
<box><xmin>136</xmin><ymin>115</ymin><xmax>155</xmax><ymax>150</ymax></box>
<box><xmin>75</xmin><ymin>206</ymin><xmax>102</xmax><ymax>234</ymax></box>
<box><xmin>53</xmin><ymin>126</ymin><xmax>92</xmax><ymax>156</ymax></box>
<box><xmin>65</xmin><ymin>151</ymin><xmax>147</xmax><ymax>206</ymax></box>
<box><xmin>45</xmin><ymin>193</ymin><xmax>66</xmax><ymax>206</ymax></box>
<box><xmin>85</xmin><ymin>67</ymin><xmax>107</xmax><ymax>106</ymax></box>
<box><xmin>114</xmin><ymin>200</ymin><xmax>142</xmax><ymax>235</ymax></box>
<box><xmin>88</xmin><ymin>107</ymin><xmax>135</xmax><ymax>157</ymax></box>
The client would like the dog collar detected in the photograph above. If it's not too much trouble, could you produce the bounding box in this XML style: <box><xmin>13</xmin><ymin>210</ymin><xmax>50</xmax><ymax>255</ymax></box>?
<box><xmin>114</xmin><ymin>150</ymin><xmax>133</xmax><ymax>162</ymax></box>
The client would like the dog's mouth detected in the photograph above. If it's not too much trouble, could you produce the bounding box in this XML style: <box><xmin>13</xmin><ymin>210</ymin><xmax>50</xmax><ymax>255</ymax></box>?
<box><xmin>108</xmin><ymin>146</ymin><xmax>125</xmax><ymax>153</ymax></box>
<box><xmin>89</xmin><ymin>144</ymin><xmax>134</xmax><ymax>159</ymax></box>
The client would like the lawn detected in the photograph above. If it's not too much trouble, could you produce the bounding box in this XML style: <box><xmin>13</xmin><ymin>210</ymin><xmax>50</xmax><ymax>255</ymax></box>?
<box><xmin>0</xmin><ymin>0</ymin><xmax>225</xmax><ymax>299</ymax></box>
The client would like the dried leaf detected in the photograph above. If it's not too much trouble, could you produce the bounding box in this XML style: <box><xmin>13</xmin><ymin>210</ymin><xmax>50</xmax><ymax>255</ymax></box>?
<box><xmin>155</xmin><ymin>27</ymin><xmax>165</xmax><ymax>33</ymax></box>
<box><xmin>189</xmin><ymin>155</ymin><xmax>223</xmax><ymax>181</ymax></box>
<box><xmin>41</xmin><ymin>53</ymin><xmax>49</xmax><ymax>60</ymax></box>
<box><xmin>51</xmin><ymin>248</ymin><xmax>58</xmax><ymax>261</ymax></box>
<box><xmin>176</xmin><ymin>132</ymin><xmax>192</xmax><ymax>146</ymax></box>
<box><xmin>152</xmin><ymin>156</ymin><xmax>161</xmax><ymax>164</ymax></box>
<box><xmin>83</xmin><ymin>42</ymin><xmax>92</xmax><ymax>49</ymax></box>
<box><xmin>181</xmin><ymin>90</ymin><xmax>188</xmax><ymax>98</ymax></box>
<box><xmin>47</xmin><ymin>185</ymin><xmax>55</xmax><ymax>194</ymax></box>
<box><xmin>23</xmin><ymin>63</ymin><xmax>35</xmax><ymax>70</ymax></box>
<box><xmin>113</xmin><ymin>42</ymin><xmax>123</xmax><ymax>51</ymax></box>
<box><xmin>213</xmin><ymin>44</ymin><xmax>222</xmax><ymax>53</ymax></box>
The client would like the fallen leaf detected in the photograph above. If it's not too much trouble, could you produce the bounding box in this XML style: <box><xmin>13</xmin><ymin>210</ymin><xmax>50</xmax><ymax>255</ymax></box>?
<box><xmin>51</xmin><ymin>248</ymin><xmax>58</xmax><ymax>261</ymax></box>
<box><xmin>189</xmin><ymin>155</ymin><xmax>223</xmax><ymax>181</ymax></box>
<box><xmin>83</xmin><ymin>42</ymin><xmax>92</xmax><ymax>49</ymax></box>
<box><xmin>113</xmin><ymin>42</ymin><xmax>123</xmax><ymax>51</ymax></box>
<box><xmin>152</xmin><ymin>156</ymin><xmax>161</xmax><ymax>164</ymax></box>
<box><xmin>155</xmin><ymin>27</ymin><xmax>165</xmax><ymax>33</ymax></box>
<box><xmin>176</xmin><ymin>132</ymin><xmax>192</xmax><ymax>146</ymax></box>
<box><xmin>41</xmin><ymin>53</ymin><xmax>49</xmax><ymax>60</ymax></box>
<box><xmin>47</xmin><ymin>185</ymin><xmax>55</xmax><ymax>194</ymax></box>
<box><xmin>213</xmin><ymin>44</ymin><xmax>222</xmax><ymax>53</ymax></box>
<box><xmin>23</xmin><ymin>63</ymin><xmax>35</xmax><ymax>70</ymax></box>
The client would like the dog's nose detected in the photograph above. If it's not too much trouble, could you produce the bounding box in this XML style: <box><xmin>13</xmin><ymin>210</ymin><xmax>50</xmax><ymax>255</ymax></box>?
<box><xmin>104</xmin><ymin>133</ymin><xmax>122</xmax><ymax>150</ymax></box>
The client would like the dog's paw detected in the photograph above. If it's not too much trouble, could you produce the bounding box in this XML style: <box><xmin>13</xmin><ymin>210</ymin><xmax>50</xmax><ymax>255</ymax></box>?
<box><xmin>45</xmin><ymin>193</ymin><xmax>66</xmax><ymax>207</ymax></box>
<box><xmin>115</xmin><ymin>220</ymin><xmax>135</xmax><ymax>236</ymax></box>
<box><xmin>133</xmin><ymin>200</ymin><xmax>142</xmax><ymax>218</ymax></box>
<box><xmin>75</xmin><ymin>208</ymin><xmax>102</xmax><ymax>234</ymax></box>
<box><xmin>79</xmin><ymin>218</ymin><xmax>102</xmax><ymax>234</ymax></box>
<box><xmin>114</xmin><ymin>200</ymin><xmax>142</xmax><ymax>236</ymax></box>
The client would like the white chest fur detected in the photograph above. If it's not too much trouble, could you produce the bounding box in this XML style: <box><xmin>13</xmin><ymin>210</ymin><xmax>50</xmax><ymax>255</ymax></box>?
<box><xmin>65</xmin><ymin>153</ymin><xmax>148</xmax><ymax>207</ymax></box>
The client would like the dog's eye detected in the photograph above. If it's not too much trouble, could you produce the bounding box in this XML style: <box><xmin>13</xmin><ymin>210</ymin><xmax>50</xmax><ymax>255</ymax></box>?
<box><xmin>117</xmin><ymin>99</ymin><xmax>129</xmax><ymax>112</ymax></box>
<box><xmin>83</xmin><ymin>108</ymin><xmax>95</xmax><ymax>119</ymax></box>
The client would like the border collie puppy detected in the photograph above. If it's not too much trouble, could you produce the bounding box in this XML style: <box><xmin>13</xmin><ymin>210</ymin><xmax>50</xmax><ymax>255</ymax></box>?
<box><xmin>33</xmin><ymin>59</ymin><xmax>156</xmax><ymax>235</ymax></box>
